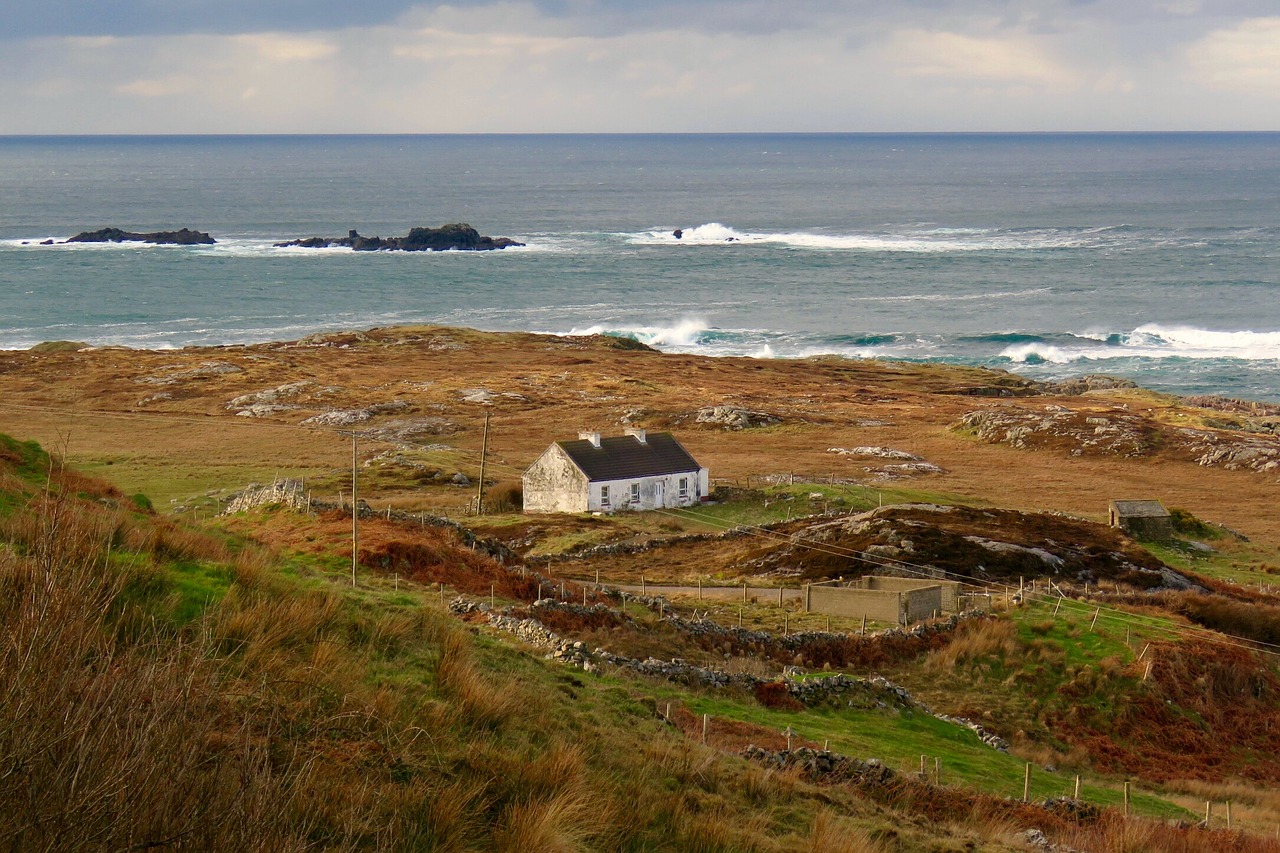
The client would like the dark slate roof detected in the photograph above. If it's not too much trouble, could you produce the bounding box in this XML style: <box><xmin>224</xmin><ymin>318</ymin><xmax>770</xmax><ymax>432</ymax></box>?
<box><xmin>1110</xmin><ymin>500</ymin><xmax>1170</xmax><ymax>518</ymax></box>
<box><xmin>558</xmin><ymin>433</ymin><xmax>702</xmax><ymax>482</ymax></box>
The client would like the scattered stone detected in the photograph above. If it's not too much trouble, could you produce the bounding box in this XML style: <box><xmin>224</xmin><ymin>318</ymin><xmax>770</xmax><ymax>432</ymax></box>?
<box><xmin>301</xmin><ymin>401</ymin><xmax>412</xmax><ymax>426</ymax></box>
<box><xmin>235</xmin><ymin>403</ymin><xmax>296</xmax><ymax>418</ymax></box>
<box><xmin>828</xmin><ymin>446</ymin><xmax>922</xmax><ymax>461</ymax></box>
<box><xmin>872</xmin><ymin>462</ymin><xmax>945</xmax><ymax>479</ymax></box>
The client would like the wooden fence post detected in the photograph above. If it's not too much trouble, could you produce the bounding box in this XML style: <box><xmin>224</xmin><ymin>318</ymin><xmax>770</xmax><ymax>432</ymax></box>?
<box><xmin>1123</xmin><ymin>782</ymin><xmax>1130</xmax><ymax>817</ymax></box>
<box><xmin>1023</xmin><ymin>764</ymin><xmax>1031</xmax><ymax>802</ymax></box>
<box><xmin>702</xmin><ymin>713</ymin><xmax>709</xmax><ymax>744</ymax></box>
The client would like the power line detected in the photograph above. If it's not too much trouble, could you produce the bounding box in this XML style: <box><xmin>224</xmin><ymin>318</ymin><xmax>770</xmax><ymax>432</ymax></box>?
<box><xmin>3</xmin><ymin>398</ymin><xmax>1277</xmax><ymax>655</ymax></box>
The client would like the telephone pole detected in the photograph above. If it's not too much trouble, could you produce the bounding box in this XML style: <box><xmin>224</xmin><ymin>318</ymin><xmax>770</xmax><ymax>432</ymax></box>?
<box><xmin>475</xmin><ymin>410</ymin><xmax>491</xmax><ymax>515</ymax></box>
<box><xmin>351</xmin><ymin>431</ymin><xmax>358</xmax><ymax>587</ymax></box>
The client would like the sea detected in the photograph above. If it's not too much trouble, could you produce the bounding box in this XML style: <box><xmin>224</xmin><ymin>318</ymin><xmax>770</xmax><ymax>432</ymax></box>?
<box><xmin>2</xmin><ymin>133</ymin><xmax>1278</xmax><ymax>401</ymax></box>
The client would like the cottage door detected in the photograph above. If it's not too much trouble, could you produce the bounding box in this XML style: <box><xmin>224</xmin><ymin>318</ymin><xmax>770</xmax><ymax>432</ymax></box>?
<box><xmin>655</xmin><ymin>481</ymin><xmax>666</xmax><ymax>507</ymax></box>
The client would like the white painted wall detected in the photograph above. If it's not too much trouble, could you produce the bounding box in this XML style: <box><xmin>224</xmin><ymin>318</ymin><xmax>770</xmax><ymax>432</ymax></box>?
<box><xmin>522</xmin><ymin>445</ymin><xmax>590</xmax><ymax>513</ymax></box>
<box><xmin>585</xmin><ymin>468</ymin><xmax>708</xmax><ymax>512</ymax></box>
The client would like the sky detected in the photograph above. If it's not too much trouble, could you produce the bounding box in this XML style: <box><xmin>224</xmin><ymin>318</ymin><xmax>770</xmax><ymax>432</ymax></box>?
<box><xmin>2</xmin><ymin>1</ymin><xmax>1278</xmax><ymax>133</ymax></box>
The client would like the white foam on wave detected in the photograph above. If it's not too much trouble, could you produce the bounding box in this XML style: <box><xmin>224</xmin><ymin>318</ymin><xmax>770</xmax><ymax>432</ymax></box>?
<box><xmin>1000</xmin><ymin>324</ymin><xmax>1280</xmax><ymax>364</ymax></box>
<box><xmin>999</xmin><ymin>343</ymin><xmax>1077</xmax><ymax>364</ymax></box>
<box><xmin>564</xmin><ymin>318</ymin><xmax>710</xmax><ymax>348</ymax></box>
<box><xmin>847</xmin><ymin>287</ymin><xmax>1050</xmax><ymax>304</ymax></box>
<box><xmin>1131</xmin><ymin>324</ymin><xmax>1280</xmax><ymax>359</ymax></box>
<box><xmin>628</xmin><ymin>223</ymin><xmax>1128</xmax><ymax>253</ymax></box>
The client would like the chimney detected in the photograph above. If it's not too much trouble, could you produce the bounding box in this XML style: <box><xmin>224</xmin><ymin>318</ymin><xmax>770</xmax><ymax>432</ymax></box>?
<box><xmin>625</xmin><ymin>428</ymin><xmax>647</xmax><ymax>444</ymax></box>
<box><xmin>578</xmin><ymin>431</ymin><xmax>601</xmax><ymax>448</ymax></box>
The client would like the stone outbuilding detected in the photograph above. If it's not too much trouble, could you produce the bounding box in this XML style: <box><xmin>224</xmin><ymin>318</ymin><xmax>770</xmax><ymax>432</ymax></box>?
<box><xmin>523</xmin><ymin>429</ymin><xmax>709</xmax><ymax>514</ymax></box>
<box><xmin>1108</xmin><ymin>500</ymin><xmax>1174</xmax><ymax>541</ymax></box>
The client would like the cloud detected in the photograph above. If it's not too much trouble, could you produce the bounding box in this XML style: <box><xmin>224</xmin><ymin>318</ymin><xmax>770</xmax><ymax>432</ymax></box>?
<box><xmin>882</xmin><ymin>29</ymin><xmax>1074</xmax><ymax>85</ymax></box>
<box><xmin>1187</xmin><ymin>16</ymin><xmax>1280</xmax><ymax>90</ymax></box>
<box><xmin>1</xmin><ymin>2</ymin><xmax>1278</xmax><ymax>132</ymax></box>
<box><xmin>236</xmin><ymin>34</ymin><xmax>339</xmax><ymax>62</ymax></box>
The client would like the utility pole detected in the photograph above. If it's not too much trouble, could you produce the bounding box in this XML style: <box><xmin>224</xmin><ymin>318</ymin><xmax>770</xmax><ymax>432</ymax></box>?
<box><xmin>475</xmin><ymin>409</ymin><xmax>491</xmax><ymax>515</ymax></box>
<box><xmin>351</xmin><ymin>431</ymin><xmax>358</xmax><ymax>587</ymax></box>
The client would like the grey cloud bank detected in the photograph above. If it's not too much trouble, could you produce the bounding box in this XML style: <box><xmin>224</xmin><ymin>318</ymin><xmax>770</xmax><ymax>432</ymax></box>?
<box><xmin>1</xmin><ymin>0</ymin><xmax>1278</xmax><ymax>132</ymax></box>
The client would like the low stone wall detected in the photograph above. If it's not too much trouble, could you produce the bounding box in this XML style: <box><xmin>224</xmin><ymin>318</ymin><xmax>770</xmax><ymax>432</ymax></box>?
<box><xmin>450</xmin><ymin>598</ymin><xmax>1009</xmax><ymax>753</ymax></box>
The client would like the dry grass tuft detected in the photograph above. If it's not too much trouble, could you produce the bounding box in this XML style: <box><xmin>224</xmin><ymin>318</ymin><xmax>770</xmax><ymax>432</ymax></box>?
<box><xmin>925</xmin><ymin>616</ymin><xmax>1019</xmax><ymax>673</ymax></box>
<box><xmin>806</xmin><ymin>810</ymin><xmax>888</xmax><ymax>853</ymax></box>
<box><xmin>492</xmin><ymin>787</ymin><xmax>600</xmax><ymax>853</ymax></box>
<box><xmin>432</xmin><ymin>624</ymin><xmax>518</xmax><ymax>729</ymax></box>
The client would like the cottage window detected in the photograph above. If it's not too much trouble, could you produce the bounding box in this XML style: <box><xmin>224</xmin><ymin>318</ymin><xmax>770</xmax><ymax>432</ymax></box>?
<box><xmin>679</xmin><ymin>477</ymin><xmax>688</xmax><ymax>498</ymax></box>
<box><xmin>630</xmin><ymin>483</ymin><xmax>640</xmax><ymax>503</ymax></box>
<box><xmin>600</xmin><ymin>485</ymin><xmax>610</xmax><ymax>506</ymax></box>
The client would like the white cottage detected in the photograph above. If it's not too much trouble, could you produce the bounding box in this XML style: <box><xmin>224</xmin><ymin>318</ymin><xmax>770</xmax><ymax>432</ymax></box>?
<box><xmin>522</xmin><ymin>429</ymin><xmax>710</xmax><ymax>514</ymax></box>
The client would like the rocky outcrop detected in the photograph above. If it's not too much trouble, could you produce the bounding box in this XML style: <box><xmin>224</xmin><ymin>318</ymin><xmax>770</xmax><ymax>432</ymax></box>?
<box><xmin>694</xmin><ymin>406</ymin><xmax>781</xmax><ymax>430</ymax></box>
<box><xmin>1038</xmin><ymin>375</ymin><xmax>1138</xmax><ymax>396</ymax></box>
<box><xmin>65</xmin><ymin>227</ymin><xmax>215</xmax><ymax>245</ymax></box>
<box><xmin>301</xmin><ymin>401</ymin><xmax>412</xmax><ymax>426</ymax></box>
<box><xmin>1177</xmin><ymin>427</ymin><xmax>1280</xmax><ymax>474</ymax></box>
<box><xmin>136</xmin><ymin>361</ymin><xmax>243</xmax><ymax>385</ymax></box>
<box><xmin>954</xmin><ymin>405</ymin><xmax>1280</xmax><ymax>474</ymax></box>
<box><xmin>953</xmin><ymin>408</ymin><xmax>1156</xmax><ymax>458</ymax></box>
<box><xmin>274</xmin><ymin>224</ymin><xmax>523</xmax><ymax>251</ymax></box>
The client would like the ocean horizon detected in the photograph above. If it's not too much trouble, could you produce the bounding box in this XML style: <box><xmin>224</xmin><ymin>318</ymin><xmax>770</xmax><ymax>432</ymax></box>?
<box><xmin>2</xmin><ymin>132</ymin><xmax>1278</xmax><ymax>400</ymax></box>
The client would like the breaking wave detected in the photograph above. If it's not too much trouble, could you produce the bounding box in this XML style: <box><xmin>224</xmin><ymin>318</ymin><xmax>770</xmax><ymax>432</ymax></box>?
<box><xmin>998</xmin><ymin>325</ymin><xmax>1280</xmax><ymax>364</ymax></box>
<box><xmin>626</xmin><ymin>222</ymin><xmax>1169</xmax><ymax>253</ymax></box>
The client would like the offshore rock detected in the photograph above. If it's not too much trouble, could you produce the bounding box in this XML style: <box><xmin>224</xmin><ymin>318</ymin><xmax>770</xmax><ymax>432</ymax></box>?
<box><xmin>65</xmin><ymin>227</ymin><xmax>215</xmax><ymax>245</ymax></box>
<box><xmin>274</xmin><ymin>223</ymin><xmax>523</xmax><ymax>251</ymax></box>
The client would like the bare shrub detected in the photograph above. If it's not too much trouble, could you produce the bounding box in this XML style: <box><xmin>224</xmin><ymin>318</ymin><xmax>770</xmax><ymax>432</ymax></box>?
<box><xmin>486</xmin><ymin>481</ymin><xmax>524</xmax><ymax>513</ymax></box>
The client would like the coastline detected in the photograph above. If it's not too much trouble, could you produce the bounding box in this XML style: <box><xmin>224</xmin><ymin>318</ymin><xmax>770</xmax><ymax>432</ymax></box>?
<box><xmin>1</xmin><ymin>323</ymin><xmax>1277</xmax><ymax>543</ymax></box>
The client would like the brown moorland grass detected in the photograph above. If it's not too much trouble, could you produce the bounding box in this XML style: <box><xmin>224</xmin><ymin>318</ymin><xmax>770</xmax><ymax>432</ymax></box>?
<box><xmin>1</xmin><ymin>324</ymin><xmax>1278</xmax><ymax>546</ymax></box>
<box><xmin>8</xmin><ymin>448</ymin><xmax>1072</xmax><ymax>851</ymax></box>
